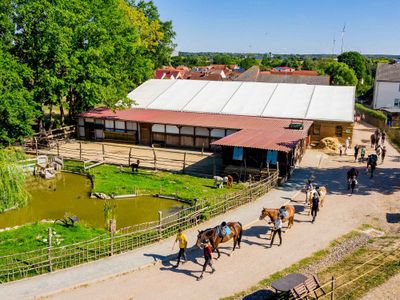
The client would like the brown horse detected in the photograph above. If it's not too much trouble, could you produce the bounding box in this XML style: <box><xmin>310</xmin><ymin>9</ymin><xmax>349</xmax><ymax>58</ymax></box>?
<box><xmin>196</xmin><ymin>222</ymin><xmax>243</xmax><ymax>258</ymax></box>
<box><xmin>259</xmin><ymin>205</ymin><xmax>295</xmax><ymax>229</ymax></box>
<box><xmin>307</xmin><ymin>187</ymin><xmax>327</xmax><ymax>214</ymax></box>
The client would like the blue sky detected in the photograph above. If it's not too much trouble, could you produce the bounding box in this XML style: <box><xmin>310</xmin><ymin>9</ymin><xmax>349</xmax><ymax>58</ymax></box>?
<box><xmin>153</xmin><ymin>0</ymin><xmax>400</xmax><ymax>54</ymax></box>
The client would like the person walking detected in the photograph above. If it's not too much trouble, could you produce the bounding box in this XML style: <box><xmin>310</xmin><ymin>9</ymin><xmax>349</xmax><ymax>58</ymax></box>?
<box><xmin>381</xmin><ymin>130</ymin><xmax>386</xmax><ymax>145</ymax></box>
<box><xmin>345</xmin><ymin>137</ymin><xmax>351</xmax><ymax>154</ymax></box>
<box><xmin>311</xmin><ymin>191</ymin><xmax>320</xmax><ymax>223</ymax></box>
<box><xmin>270</xmin><ymin>215</ymin><xmax>283</xmax><ymax>247</ymax></box>
<box><xmin>381</xmin><ymin>146</ymin><xmax>387</xmax><ymax>163</ymax></box>
<box><xmin>354</xmin><ymin>144</ymin><xmax>360</xmax><ymax>161</ymax></box>
<box><xmin>197</xmin><ymin>239</ymin><xmax>215</xmax><ymax>281</ymax></box>
<box><xmin>360</xmin><ymin>146</ymin><xmax>366</xmax><ymax>162</ymax></box>
<box><xmin>339</xmin><ymin>144</ymin><xmax>343</xmax><ymax>156</ymax></box>
<box><xmin>172</xmin><ymin>228</ymin><xmax>188</xmax><ymax>268</ymax></box>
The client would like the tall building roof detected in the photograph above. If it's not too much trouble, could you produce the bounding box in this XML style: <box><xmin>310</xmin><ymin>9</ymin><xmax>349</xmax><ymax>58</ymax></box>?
<box><xmin>376</xmin><ymin>63</ymin><xmax>400</xmax><ymax>82</ymax></box>
<box><xmin>127</xmin><ymin>79</ymin><xmax>355</xmax><ymax>122</ymax></box>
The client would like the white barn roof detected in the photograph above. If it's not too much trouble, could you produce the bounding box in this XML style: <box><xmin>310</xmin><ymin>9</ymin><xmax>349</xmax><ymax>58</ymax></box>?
<box><xmin>128</xmin><ymin>79</ymin><xmax>355</xmax><ymax>122</ymax></box>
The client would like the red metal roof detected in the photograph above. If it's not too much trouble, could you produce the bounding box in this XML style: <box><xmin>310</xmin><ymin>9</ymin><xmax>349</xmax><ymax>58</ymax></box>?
<box><xmin>210</xmin><ymin>128</ymin><xmax>306</xmax><ymax>152</ymax></box>
<box><xmin>80</xmin><ymin>108</ymin><xmax>312</xmax><ymax>152</ymax></box>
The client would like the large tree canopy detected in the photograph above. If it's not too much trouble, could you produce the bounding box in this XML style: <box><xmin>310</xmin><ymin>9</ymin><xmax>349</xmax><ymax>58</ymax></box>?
<box><xmin>325</xmin><ymin>62</ymin><xmax>358</xmax><ymax>86</ymax></box>
<box><xmin>0</xmin><ymin>0</ymin><xmax>175</xmax><ymax>144</ymax></box>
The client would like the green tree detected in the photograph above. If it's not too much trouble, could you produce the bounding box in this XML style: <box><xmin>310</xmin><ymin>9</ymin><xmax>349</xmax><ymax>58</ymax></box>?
<box><xmin>239</xmin><ymin>57</ymin><xmax>259</xmax><ymax>70</ymax></box>
<box><xmin>302</xmin><ymin>58</ymin><xmax>317</xmax><ymax>70</ymax></box>
<box><xmin>0</xmin><ymin>50</ymin><xmax>36</xmax><ymax>145</ymax></box>
<box><xmin>0</xmin><ymin>148</ymin><xmax>30</xmax><ymax>212</ymax></box>
<box><xmin>325</xmin><ymin>62</ymin><xmax>358</xmax><ymax>86</ymax></box>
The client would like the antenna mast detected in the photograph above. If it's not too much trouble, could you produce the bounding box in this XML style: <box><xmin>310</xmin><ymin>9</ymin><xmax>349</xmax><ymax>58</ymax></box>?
<box><xmin>340</xmin><ymin>23</ymin><xmax>346</xmax><ymax>53</ymax></box>
<box><xmin>332</xmin><ymin>35</ymin><xmax>336</xmax><ymax>56</ymax></box>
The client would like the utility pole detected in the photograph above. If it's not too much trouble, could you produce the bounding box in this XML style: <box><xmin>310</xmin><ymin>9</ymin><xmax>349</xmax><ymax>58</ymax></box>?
<box><xmin>332</xmin><ymin>35</ymin><xmax>336</xmax><ymax>56</ymax></box>
<box><xmin>340</xmin><ymin>23</ymin><xmax>346</xmax><ymax>54</ymax></box>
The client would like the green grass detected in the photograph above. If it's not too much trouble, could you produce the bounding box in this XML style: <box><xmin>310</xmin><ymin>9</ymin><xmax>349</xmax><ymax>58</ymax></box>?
<box><xmin>64</xmin><ymin>160</ymin><xmax>244</xmax><ymax>202</ymax></box>
<box><xmin>0</xmin><ymin>222</ymin><xmax>105</xmax><ymax>256</ymax></box>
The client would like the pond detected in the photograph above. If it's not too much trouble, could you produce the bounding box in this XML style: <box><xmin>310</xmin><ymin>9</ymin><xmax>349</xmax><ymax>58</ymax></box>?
<box><xmin>0</xmin><ymin>172</ymin><xmax>187</xmax><ymax>229</ymax></box>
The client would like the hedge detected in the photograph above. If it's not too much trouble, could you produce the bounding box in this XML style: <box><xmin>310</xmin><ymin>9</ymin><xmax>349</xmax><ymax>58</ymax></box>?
<box><xmin>355</xmin><ymin>103</ymin><xmax>387</xmax><ymax>121</ymax></box>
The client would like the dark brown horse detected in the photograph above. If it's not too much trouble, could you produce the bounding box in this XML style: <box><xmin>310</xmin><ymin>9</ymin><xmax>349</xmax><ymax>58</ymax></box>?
<box><xmin>196</xmin><ymin>222</ymin><xmax>243</xmax><ymax>258</ymax></box>
<box><xmin>259</xmin><ymin>205</ymin><xmax>295</xmax><ymax>229</ymax></box>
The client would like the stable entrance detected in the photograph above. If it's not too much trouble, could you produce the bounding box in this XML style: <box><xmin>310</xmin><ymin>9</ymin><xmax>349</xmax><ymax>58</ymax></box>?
<box><xmin>140</xmin><ymin>123</ymin><xmax>152</xmax><ymax>146</ymax></box>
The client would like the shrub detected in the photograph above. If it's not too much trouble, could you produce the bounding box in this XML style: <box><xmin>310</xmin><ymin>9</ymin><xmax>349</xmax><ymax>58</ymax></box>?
<box><xmin>356</xmin><ymin>103</ymin><xmax>387</xmax><ymax>121</ymax></box>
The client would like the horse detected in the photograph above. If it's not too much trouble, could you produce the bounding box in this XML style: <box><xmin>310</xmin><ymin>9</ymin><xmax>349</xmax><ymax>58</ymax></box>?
<box><xmin>259</xmin><ymin>205</ymin><xmax>295</xmax><ymax>230</ymax></box>
<box><xmin>213</xmin><ymin>176</ymin><xmax>224</xmax><ymax>188</ymax></box>
<box><xmin>370</xmin><ymin>133</ymin><xmax>376</xmax><ymax>148</ymax></box>
<box><xmin>306</xmin><ymin>187</ymin><xmax>327</xmax><ymax>214</ymax></box>
<box><xmin>227</xmin><ymin>175</ymin><xmax>234</xmax><ymax>188</ymax></box>
<box><xmin>196</xmin><ymin>222</ymin><xmax>243</xmax><ymax>258</ymax></box>
<box><xmin>348</xmin><ymin>177</ymin><xmax>357</xmax><ymax>194</ymax></box>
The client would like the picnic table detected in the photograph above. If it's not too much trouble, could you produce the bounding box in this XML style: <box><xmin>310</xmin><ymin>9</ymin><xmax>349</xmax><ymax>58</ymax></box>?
<box><xmin>271</xmin><ymin>273</ymin><xmax>308</xmax><ymax>293</ymax></box>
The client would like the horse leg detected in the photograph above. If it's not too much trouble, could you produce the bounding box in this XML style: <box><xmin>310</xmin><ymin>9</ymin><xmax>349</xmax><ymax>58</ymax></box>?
<box><xmin>230</xmin><ymin>236</ymin><xmax>236</xmax><ymax>256</ymax></box>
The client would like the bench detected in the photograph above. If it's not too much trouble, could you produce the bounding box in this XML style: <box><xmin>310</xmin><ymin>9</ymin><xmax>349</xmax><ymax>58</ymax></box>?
<box><xmin>291</xmin><ymin>274</ymin><xmax>326</xmax><ymax>299</ymax></box>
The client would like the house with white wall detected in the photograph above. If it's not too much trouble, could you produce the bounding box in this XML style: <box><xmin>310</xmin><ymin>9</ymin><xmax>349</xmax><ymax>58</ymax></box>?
<box><xmin>373</xmin><ymin>62</ymin><xmax>400</xmax><ymax>109</ymax></box>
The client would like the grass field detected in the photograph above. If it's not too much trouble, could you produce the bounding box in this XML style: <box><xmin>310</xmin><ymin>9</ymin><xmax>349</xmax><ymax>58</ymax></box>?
<box><xmin>64</xmin><ymin>160</ymin><xmax>244</xmax><ymax>201</ymax></box>
<box><xmin>0</xmin><ymin>222</ymin><xmax>105</xmax><ymax>256</ymax></box>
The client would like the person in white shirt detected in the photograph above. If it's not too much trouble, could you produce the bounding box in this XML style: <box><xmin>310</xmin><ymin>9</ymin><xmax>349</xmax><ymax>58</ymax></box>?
<box><xmin>269</xmin><ymin>216</ymin><xmax>283</xmax><ymax>247</ymax></box>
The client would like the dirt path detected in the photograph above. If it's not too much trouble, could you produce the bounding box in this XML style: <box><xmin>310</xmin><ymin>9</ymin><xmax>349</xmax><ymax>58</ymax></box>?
<box><xmin>46</xmin><ymin>123</ymin><xmax>399</xmax><ymax>300</ymax></box>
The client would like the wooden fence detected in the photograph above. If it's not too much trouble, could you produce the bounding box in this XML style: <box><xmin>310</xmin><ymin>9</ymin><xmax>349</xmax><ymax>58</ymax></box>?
<box><xmin>26</xmin><ymin>141</ymin><xmax>223</xmax><ymax>177</ymax></box>
<box><xmin>0</xmin><ymin>172</ymin><xmax>278</xmax><ymax>283</ymax></box>
<box><xmin>297</xmin><ymin>244</ymin><xmax>400</xmax><ymax>299</ymax></box>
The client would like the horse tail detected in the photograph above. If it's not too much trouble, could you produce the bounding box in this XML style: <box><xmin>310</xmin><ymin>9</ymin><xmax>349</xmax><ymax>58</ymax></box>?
<box><xmin>237</xmin><ymin>222</ymin><xmax>243</xmax><ymax>245</ymax></box>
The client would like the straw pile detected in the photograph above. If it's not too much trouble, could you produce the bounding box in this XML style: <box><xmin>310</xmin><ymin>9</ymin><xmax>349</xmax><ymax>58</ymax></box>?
<box><xmin>319</xmin><ymin>137</ymin><xmax>340</xmax><ymax>152</ymax></box>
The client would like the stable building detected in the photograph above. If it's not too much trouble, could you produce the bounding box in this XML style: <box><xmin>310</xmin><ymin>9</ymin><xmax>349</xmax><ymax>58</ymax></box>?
<box><xmin>78</xmin><ymin>79</ymin><xmax>355</xmax><ymax>176</ymax></box>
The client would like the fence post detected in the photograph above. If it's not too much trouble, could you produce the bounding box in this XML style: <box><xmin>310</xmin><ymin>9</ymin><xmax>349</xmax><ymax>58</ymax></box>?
<box><xmin>79</xmin><ymin>142</ymin><xmax>82</xmax><ymax>160</ymax></box>
<box><xmin>48</xmin><ymin>227</ymin><xmax>53</xmax><ymax>272</ymax></box>
<box><xmin>109</xmin><ymin>219</ymin><xmax>116</xmax><ymax>256</ymax></box>
<box><xmin>56</xmin><ymin>141</ymin><xmax>60</xmax><ymax>157</ymax></box>
<box><xmin>201</xmin><ymin>143</ymin><xmax>204</xmax><ymax>156</ymax></box>
<box><xmin>158</xmin><ymin>211</ymin><xmax>162</xmax><ymax>240</ymax></box>
<box><xmin>152</xmin><ymin>146</ymin><xmax>157</xmax><ymax>171</ymax></box>
<box><xmin>331</xmin><ymin>276</ymin><xmax>335</xmax><ymax>300</ymax></box>
<box><xmin>249</xmin><ymin>175</ymin><xmax>253</xmax><ymax>200</ymax></box>
<box><xmin>213</xmin><ymin>156</ymin><xmax>216</xmax><ymax>177</ymax></box>
<box><xmin>34</xmin><ymin>137</ymin><xmax>38</xmax><ymax>156</ymax></box>
<box><xmin>183</xmin><ymin>152</ymin><xmax>187</xmax><ymax>173</ymax></box>
<box><xmin>128</xmin><ymin>147</ymin><xmax>132</xmax><ymax>166</ymax></box>
<box><xmin>102</xmin><ymin>144</ymin><xmax>105</xmax><ymax>161</ymax></box>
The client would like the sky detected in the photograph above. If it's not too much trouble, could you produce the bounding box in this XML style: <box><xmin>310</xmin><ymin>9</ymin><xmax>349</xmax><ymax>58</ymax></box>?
<box><xmin>153</xmin><ymin>0</ymin><xmax>400</xmax><ymax>55</ymax></box>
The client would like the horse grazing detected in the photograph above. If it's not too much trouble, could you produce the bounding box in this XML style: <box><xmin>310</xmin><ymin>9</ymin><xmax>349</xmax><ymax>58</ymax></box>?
<box><xmin>131</xmin><ymin>159</ymin><xmax>140</xmax><ymax>172</ymax></box>
<box><xmin>196</xmin><ymin>222</ymin><xmax>243</xmax><ymax>258</ymax></box>
<box><xmin>259</xmin><ymin>205</ymin><xmax>295</xmax><ymax>229</ymax></box>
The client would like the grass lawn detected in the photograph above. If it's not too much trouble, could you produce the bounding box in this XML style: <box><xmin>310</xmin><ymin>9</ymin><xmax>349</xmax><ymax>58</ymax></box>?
<box><xmin>64</xmin><ymin>160</ymin><xmax>245</xmax><ymax>201</ymax></box>
<box><xmin>0</xmin><ymin>222</ymin><xmax>105</xmax><ymax>257</ymax></box>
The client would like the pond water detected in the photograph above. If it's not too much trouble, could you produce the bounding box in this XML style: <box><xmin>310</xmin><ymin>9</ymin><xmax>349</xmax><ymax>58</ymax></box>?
<box><xmin>0</xmin><ymin>172</ymin><xmax>186</xmax><ymax>229</ymax></box>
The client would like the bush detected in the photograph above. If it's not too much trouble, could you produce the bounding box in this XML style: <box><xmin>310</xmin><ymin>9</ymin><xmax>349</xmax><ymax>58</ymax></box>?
<box><xmin>356</xmin><ymin>103</ymin><xmax>387</xmax><ymax>121</ymax></box>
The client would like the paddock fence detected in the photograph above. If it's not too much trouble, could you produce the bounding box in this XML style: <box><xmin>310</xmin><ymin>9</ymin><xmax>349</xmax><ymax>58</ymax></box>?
<box><xmin>25</xmin><ymin>141</ymin><xmax>223</xmax><ymax>177</ymax></box>
<box><xmin>297</xmin><ymin>243</ymin><xmax>400</xmax><ymax>300</ymax></box>
<box><xmin>0</xmin><ymin>172</ymin><xmax>278</xmax><ymax>283</ymax></box>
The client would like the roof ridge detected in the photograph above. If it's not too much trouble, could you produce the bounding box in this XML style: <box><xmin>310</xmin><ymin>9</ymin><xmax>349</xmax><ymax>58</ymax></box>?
<box><xmin>145</xmin><ymin>80</ymin><xmax>179</xmax><ymax>109</ymax></box>
<box><xmin>304</xmin><ymin>85</ymin><xmax>317</xmax><ymax>119</ymax></box>
<box><xmin>260</xmin><ymin>83</ymin><xmax>279</xmax><ymax>116</ymax></box>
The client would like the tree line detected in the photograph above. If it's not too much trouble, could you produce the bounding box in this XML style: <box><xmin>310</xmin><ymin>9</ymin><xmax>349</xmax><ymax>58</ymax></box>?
<box><xmin>0</xmin><ymin>0</ymin><xmax>175</xmax><ymax>145</ymax></box>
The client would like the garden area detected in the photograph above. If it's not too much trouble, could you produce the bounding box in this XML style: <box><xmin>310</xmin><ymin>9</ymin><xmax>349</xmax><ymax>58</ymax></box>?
<box><xmin>64</xmin><ymin>160</ymin><xmax>245</xmax><ymax>202</ymax></box>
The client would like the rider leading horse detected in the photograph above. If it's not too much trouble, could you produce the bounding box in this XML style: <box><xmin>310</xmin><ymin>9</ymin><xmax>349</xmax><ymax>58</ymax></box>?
<box><xmin>196</xmin><ymin>222</ymin><xmax>243</xmax><ymax>258</ymax></box>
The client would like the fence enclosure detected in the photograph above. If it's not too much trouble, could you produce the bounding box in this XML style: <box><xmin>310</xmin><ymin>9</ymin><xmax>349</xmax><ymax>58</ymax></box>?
<box><xmin>0</xmin><ymin>172</ymin><xmax>278</xmax><ymax>283</ymax></box>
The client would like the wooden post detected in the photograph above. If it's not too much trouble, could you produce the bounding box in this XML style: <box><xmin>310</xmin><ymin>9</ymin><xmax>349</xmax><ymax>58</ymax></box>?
<box><xmin>128</xmin><ymin>147</ymin><xmax>132</xmax><ymax>166</ymax></box>
<box><xmin>48</xmin><ymin>227</ymin><xmax>53</xmax><ymax>272</ymax></box>
<box><xmin>56</xmin><ymin>141</ymin><xmax>60</xmax><ymax>157</ymax></box>
<box><xmin>201</xmin><ymin>143</ymin><xmax>204</xmax><ymax>156</ymax></box>
<box><xmin>249</xmin><ymin>175</ymin><xmax>253</xmax><ymax>200</ymax></box>
<box><xmin>158</xmin><ymin>211</ymin><xmax>162</xmax><ymax>240</ymax></box>
<box><xmin>102</xmin><ymin>144</ymin><xmax>105</xmax><ymax>161</ymax></box>
<box><xmin>331</xmin><ymin>276</ymin><xmax>336</xmax><ymax>300</ymax></box>
<box><xmin>213</xmin><ymin>156</ymin><xmax>216</xmax><ymax>177</ymax></box>
<box><xmin>182</xmin><ymin>152</ymin><xmax>187</xmax><ymax>173</ymax></box>
<box><xmin>109</xmin><ymin>219</ymin><xmax>116</xmax><ymax>256</ymax></box>
<box><xmin>152</xmin><ymin>146</ymin><xmax>157</xmax><ymax>171</ymax></box>
<box><xmin>79</xmin><ymin>142</ymin><xmax>82</xmax><ymax>160</ymax></box>
<box><xmin>34</xmin><ymin>137</ymin><xmax>38</xmax><ymax>156</ymax></box>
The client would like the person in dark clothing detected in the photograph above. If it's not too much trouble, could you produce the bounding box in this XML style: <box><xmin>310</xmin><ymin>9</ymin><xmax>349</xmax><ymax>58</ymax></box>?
<box><xmin>367</xmin><ymin>154</ymin><xmax>377</xmax><ymax>178</ymax></box>
<box><xmin>311</xmin><ymin>192</ymin><xmax>320</xmax><ymax>223</ymax></box>
<box><xmin>270</xmin><ymin>216</ymin><xmax>283</xmax><ymax>247</ymax></box>
<box><xmin>387</xmin><ymin>114</ymin><xmax>393</xmax><ymax>127</ymax></box>
<box><xmin>354</xmin><ymin>144</ymin><xmax>360</xmax><ymax>161</ymax></box>
<box><xmin>381</xmin><ymin>146</ymin><xmax>387</xmax><ymax>163</ymax></box>
<box><xmin>197</xmin><ymin>239</ymin><xmax>215</xmax><ymax>281</ymax></box>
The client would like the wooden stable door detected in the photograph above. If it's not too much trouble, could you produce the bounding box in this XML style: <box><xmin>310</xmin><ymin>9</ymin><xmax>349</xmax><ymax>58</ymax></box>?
<box><xmin>140</xmin><ymin>123</ymin><xmax>152</xmax><ymax>146</ymax></box>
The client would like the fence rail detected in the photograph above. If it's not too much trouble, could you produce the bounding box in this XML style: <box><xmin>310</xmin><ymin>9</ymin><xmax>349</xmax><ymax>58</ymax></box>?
<box><xmin>0</xmin><ymin>172</ymin><xmax>278</xmax><ymax>283</ymax></box>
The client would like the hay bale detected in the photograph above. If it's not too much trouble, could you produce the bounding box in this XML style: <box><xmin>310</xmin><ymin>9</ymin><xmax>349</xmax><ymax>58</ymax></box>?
<box><xmin>319</xmin><ymin>137</ymin><xmax>340</xmax><ymax>152</ymax></box>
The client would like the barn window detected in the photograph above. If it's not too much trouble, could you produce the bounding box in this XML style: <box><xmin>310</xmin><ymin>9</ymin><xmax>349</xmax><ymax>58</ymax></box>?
<box><xmin>335</xmin><ymin>126</ymin><xmax>343</xmax><ymax>137</ymax></box>
<box><xmin>105</xmin><ymin>120</ymin><xmax>114</xmax><ymax>129</ymax></box>
<box><xmin>394</xmin><ymin>98</ymin><xmax>400</xmax><ymax>107</ymax></box>
<box><xmin>313</xmin><ymin>124</ymin><xmax>321</xmax><ymax>135</ymax></box>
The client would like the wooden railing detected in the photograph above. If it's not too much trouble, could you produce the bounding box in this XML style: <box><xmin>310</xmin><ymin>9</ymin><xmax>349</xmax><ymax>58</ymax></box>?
<box><xmin>0</xmin><ymin>172</ymin><xmax>278</xmax><ymax>283</ymax></box>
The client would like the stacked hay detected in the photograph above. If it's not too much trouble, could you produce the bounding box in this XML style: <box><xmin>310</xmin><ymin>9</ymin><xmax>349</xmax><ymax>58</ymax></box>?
<box><xmin>319</xmin><ymin>137</ymin><xmax>340</xmax><ymax>152</ymax></box>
